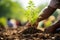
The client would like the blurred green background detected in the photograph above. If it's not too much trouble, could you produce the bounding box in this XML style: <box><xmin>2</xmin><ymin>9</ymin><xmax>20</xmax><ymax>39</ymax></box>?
<box><xmin>0</xmin><ymin>0</ymin><xmax>60</xmax><ymax>27</ymax></box>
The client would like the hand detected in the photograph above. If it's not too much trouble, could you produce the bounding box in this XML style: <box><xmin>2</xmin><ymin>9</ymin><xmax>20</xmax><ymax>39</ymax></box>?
<box><xmin>32</xmin><ymin>21</ymin><xmax>39</xmax><ymax>28</ymax></box>
<box><xmin>25</xmin><ymin>22</ymin><xmax>32</xmax><ymax>27</ymax></box>
<box><xmin>25</xmin><ymin>21</ymin><xmax>39</xmax><ymax>28</ymax></box>
<box><xmin>44</xmin><ymin>26</ymin><xmax>55</xmax><ymax>33</ymax></box>
<box><xmin>25</xmin><ymin>18</ymin><xmax>40</xmax><ymax>28</ymax></box>
<box><xmin>32</xmin><ymin>17</ymin><xmax>42</xmax><ymax>27</ymax></box>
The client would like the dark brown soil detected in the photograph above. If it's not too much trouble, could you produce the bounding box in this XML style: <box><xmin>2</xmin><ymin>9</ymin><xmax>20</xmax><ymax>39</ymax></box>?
<box><xmin>0</xmin><ymin>27</ymin><xmax>60</xmax><ymax>40</ymax></box>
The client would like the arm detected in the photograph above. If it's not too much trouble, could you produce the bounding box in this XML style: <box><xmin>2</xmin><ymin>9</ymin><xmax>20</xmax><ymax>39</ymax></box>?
<box><xmin>36</xmin><ymin>6</ymin><xmax>56</xmax><ymax>22</ymax></box>
<box><xmin>45</xmin><ymin>20</ymin><xmax>60</xmax><ymax>33</ymax></box>
<box><xmin>32</xmin><ymin>6</ymin><xmax>56</xmax><ymax>27</ymax></box>
<box><xmin>35</xmin><ymin>0</ymin><xmax>59</xmax><ymax>23</ymax></box>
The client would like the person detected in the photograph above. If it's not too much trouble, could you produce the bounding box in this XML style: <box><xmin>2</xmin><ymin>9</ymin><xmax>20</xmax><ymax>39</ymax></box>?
<box><xmin>26</xmin><ymin>0</ymin><xmax>60</xmax><ymax>33</ymax></box>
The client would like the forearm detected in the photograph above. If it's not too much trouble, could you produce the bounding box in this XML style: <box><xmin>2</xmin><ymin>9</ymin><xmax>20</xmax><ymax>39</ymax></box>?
<box><xmin>37</xmin><ymin>6</ymin><xmax>56</xmax><ymax>22</ymax></box>
<box><xmin>45</xmin><ymin>20</ymin><xmax>60</xmax><ymax>33</ymax></box>
<box><xmin>51</xmin><ymin>20</ymin><xmax>60</xmax><ymax>29</ymax></box>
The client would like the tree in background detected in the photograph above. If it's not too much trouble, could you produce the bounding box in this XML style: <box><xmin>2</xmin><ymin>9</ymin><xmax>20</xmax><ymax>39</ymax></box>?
<box><xmin>0</xmin><ymin>0</ymin><xmax>25</xmax><ymax>26</ymax></box>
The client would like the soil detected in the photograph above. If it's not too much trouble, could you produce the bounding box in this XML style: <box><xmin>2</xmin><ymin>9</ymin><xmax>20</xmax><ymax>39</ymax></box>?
<box><xmin>0</xmin><ymin>26</ymin><xmax>60</xmax><ymax>40</ymax></box>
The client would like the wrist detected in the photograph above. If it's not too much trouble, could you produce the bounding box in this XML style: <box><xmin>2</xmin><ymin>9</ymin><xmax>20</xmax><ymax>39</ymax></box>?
<box><xmin>36</xmin><ymin>16</ymin><xmax>43</xmax><ymax>22</ymax></box>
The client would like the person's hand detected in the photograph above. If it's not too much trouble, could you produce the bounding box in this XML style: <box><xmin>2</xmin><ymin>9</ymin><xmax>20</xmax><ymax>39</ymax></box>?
<box><xmin>32</xmin><ymin>21</ymin><xmax>39</xmax><ymax>28</ymax></box>
<box><xmin>25</xmin><ymin>21</ymin><xmax>39</xmax><ymax>28</ymax></box>
<box><xmin>25</xmin><ymin>22</ymin><xmax>32</xmax><ymax>27</ymax></box>
<box><xmin>44</xmin><ymin>26</ymin><xmax>55</xmax><ymax>33</ymax></box>
<box><xmin>32</xmin><ymin>17</ymin><xmax>43</xmax><ymax>27</ymax></box>
<box><xmin>25</xmin><ymin>17</ymin><xmax>42</xmax><ymax>28</ymax></box>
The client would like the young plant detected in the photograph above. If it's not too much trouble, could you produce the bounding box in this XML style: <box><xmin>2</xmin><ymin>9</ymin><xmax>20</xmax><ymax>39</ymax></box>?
<box><xmin>25</xmin><ymin>0</ymin><xmax>39</xmax><ymax>25</ymax></box>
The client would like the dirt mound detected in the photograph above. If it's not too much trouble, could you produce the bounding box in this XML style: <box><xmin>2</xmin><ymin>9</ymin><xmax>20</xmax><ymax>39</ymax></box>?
<box><xmin>22</xmin><ymin>27</ymin><xmax>43</xmax><ymax>34</ymax></box>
